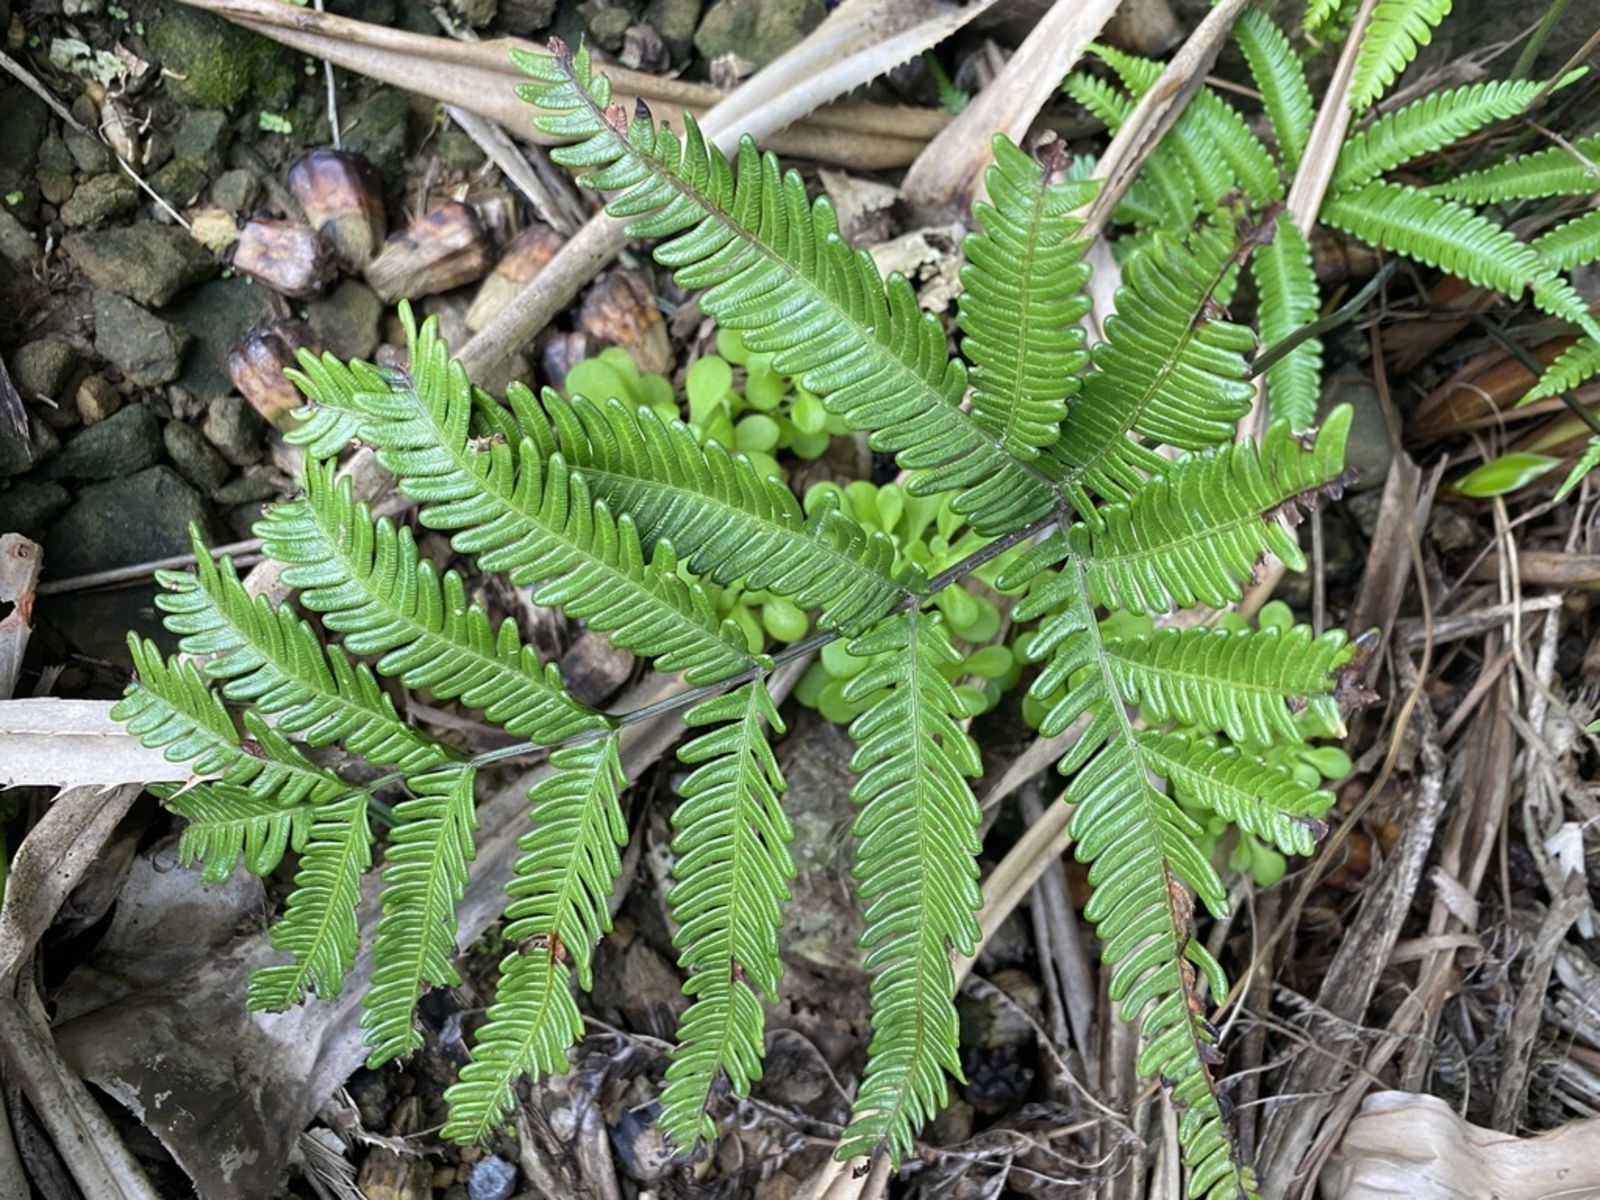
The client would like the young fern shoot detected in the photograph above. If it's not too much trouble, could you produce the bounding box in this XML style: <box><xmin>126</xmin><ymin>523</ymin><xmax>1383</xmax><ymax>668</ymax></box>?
<box><xmin>116</xmin><ymin>38</ymin><xmax>1364</xmax><ymax>1200</ymax></box>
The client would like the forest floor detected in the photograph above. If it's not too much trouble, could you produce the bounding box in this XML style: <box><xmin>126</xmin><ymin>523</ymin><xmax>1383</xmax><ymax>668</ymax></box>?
<box><xmin>2</xmin><ymin>0</ymin><xmax>1600</xmax><ymax>1197</ymax></box>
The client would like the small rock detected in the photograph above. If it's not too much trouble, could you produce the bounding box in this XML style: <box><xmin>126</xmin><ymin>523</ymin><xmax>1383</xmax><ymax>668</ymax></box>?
<box><xmin>645</xmin><ymin>0</ymin><xmax>701</xmax><ymax>60</ymax></box>
<box><xmin>342</xmin><ymin>89</ymin><xmax>412</xmax><ymax>180</ymax></box>
<box><xmin>45</xmin><ymin>465</ymin><xmax>214</xmax><ymax>578</ymax></box>
<box><xmin>172</xmin><ymin>110</ymin><xmax>232</xmax><ymax>170</ymax></box>
<box><xmin>64</xmin><ymin>226</ymin><xmax>214</xmax><ymax>308</ymax></box>
<box><xmin>0</xmin><ymin>87</ymin><xmax>48</xmax><ymax>200</ymax></box>
<box><xmin>497</xmin><ymin>0</ymin><xmax>555</xmax><ymax>35</ymax></box>
<box><xmin>586</xmin><ymin>4</ymin><xmax>632</xmax><ymax>51</ymax></box>
<box><xmin>163</xmin><ymin>419</ymin><xmax>230</xmax><ymax>491</ymax></box>
<box><xmin>146</xmin><ymin>7</ymin><xmax>296</xmax><ymax>111</ymax></box>
<box><xmin>213</xmin><ymin>470</ymin><xmax>278</xmax><ymax>505</ymax></box>
<box><xmin>0</xmin><ymin>480</ymin><xmax>71</xmax><ymax>539</ymax></box>
<box><xmin>0</xmin><ymin>207</ymin><xmax>39</xmax><ymax>269</ymax></box>
<box><xmin>203</xmin><ymin>394</ymin><xmax>266</xmax><ymax>466</ymax></box>
<box><xmin>12</xmin><ymin>337</ymin><xmax>78</xmax><ymax>401</ymax></box>
<box><xmin>223</xmin><ymin>501</ymin><xmax>265</xmax><ymax>540</ymax></box>
<box><xmin>166</xmin><ymin>276</ymin><xmax>281</xmax><ymax>404</ymax></box>
<box><xmin>305</xmin><ymin>278</ymin><xmax>383</xmax><ymax>360</ymax></box>
<box><xmin>694</xmin><ymin>0</ymin><xmax>825</xmax><ymax>70</ymax></box>
<box><xmin>1319</xmin><ymin>367</ymin><xmax>1392</xmax><ymax>493</ymax></box>
<box><xmin>75</xmin><ymin>376</ymin><xmax>123</xmax><ymax>424</ymax></box>
<box><xmin>62</xmin><ymin>0</ymin><xmax>105</xmax><ymax>16</ymax></box>
<box><xmin>41</xmin><ymin>404</ymin><xmax>162</xmax><ymax>481</ymax></box>
<box><xmin>466</xmin><ymin>1157</ymin><xmax>517</xmax><ymax>1200</ymax></box>
<box><xmin>63</xmin><ymin>128</ymin><xmax>114</xmax><ymax>174</ymax></box>
<box><xmin>148</xmin><ymin>159</ymin><xmax>211</xmax><ymax>209</ymax></box>
<box><xmin>432</xmin><ymin>128</ymin><xmax>485</xmax><ymax>173</ymax></box>
<box><xmin>209</xmin><ymin>168</ymin><xmax>260</xmax><ymax>213</ymax></box>
<box><xmin>94</xmin><ymin>292</ymin><xmax>191</xmax><ymax>388</ymax></box>
<box><xmin>60</xmin><ymin>173</ymin><xmax>139</xmax><ymax>229</ymax></box>
<box><xmin>36</xmin><ymin>134</ymin><xmax>76</xmax><ymax>206</ymax></box>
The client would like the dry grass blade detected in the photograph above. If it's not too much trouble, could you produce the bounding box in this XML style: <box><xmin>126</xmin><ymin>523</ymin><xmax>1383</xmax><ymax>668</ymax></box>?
<box><xmin>899</xmin><ymin>0</ymin><xmax>1122</xmax><ymax>214</ymax></box>
<box><xmin>0</xmin><ymin>534</ymin><xmax>41</xmax><ymax>702</ymax></box>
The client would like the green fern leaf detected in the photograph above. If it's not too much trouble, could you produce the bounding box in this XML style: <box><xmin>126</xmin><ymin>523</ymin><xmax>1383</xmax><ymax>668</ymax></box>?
<box><xmin>287</xmin><ymin>308</ymin><xmax>762</xmax><ymax>686</ymax></box>
<box><xmin>958</xmin><ymin>136</ymin><xmax>1094</xmax><ymax>463</ymax></box>
<box><xmin>536</xmin><ymin>389</ymin><xmax>912</xmax><ymax>634</ymax></box>
<box><xmin>114</xmin><ymin>635</ymin><xmax>353</xmax><ymax>805</ymax></box>
<box><xmin>659</xmin><ymin>681</ymin><xmax>793</xmax><ymax>1148</ymax></box>
<box><xmin>364</xmin><ymin>765</ymin><xmax>479</xmax><ymax>1065</ymax></box>
<box><xmin>1520</xmin><ymin>336</ymin><xmax>1600</xmax><ymax>403</ymax></box>
<box><xmin>511</xmin><ymin>43</ymin><xmax>1064</xmax><ymax>535</ymax></box>
<box><xmin>1236</xmin><ymin>9</ymin><xmax>1312</xmax><ymax>174</ymax></box>
<box><xmin>1430</xmin><ymin>133</ymin><xmax>1600</xmax><ymax>203</ymax></box>
<box><xmin>1532</xmin><ymin>209</ymin><xmax>1600</xmax><ymax>272</ymax></box>
<box><xmin>1054</xmin><ymin>223</ymin><xmax>1257</xmax><ymax>510</ymax></box>
<box><xmin>156</xmin><ymin>531</ymin><xmax>450</xmax><ymax>774</ymax></box>
<box><xmin>160</xmin><ymin>781</ymin><xmax>316</xmax><ymax>882</ymax></box>
<box><xmin>1144</xmin><ymin>734</ymin><xmax>1332</xmax><ymax>858</ymax></box>
<box><xmin>444</xmin><ymin>733</ymin><xmax>625</xmax><ymax>1142</ymax></box>
<box><xmin>1350</xmin><ymin>0</ymin><xmax>1453</xmax><ymax>112</ymax></box>
<box><xmin>1304</xmin><ymin>0</ymin><xmax>1348</xmax><ymax>36</ymax></box>
<box><xmin>835</xmin><ymin>609</ymin><xmax>983</xmax><ymax>1164</ymax></box>
<box><xmin>256</xmin><ymin>461</ymin><xmax>605</xmax><ymax>742</ymax></box>
<box><xmin>1251</xmin><ymin>213</ymin><xmax>1322</xmax><ymax>430</ymax></box>
<box><xmin>247</xmin><ymin>794</ymin><xmax>372</xmax><ymax>1009</ymax></box>
<box><xmin>1011</xmin><ymin>410</ymin><xmax>1351</xmax><ymax>616</ymax></box>
<box><xmin>1322</xmin><ymin>181</ymin><xmax>1600</xmax><ymax>341</ymax></box>
<box><xmin>1332</xmin><ymin>79</ymin><xmax>1543</xmax><ymax>192</ymax></box>
<box><xmin>1019</xmin><ymin>572</ymin><xmax>1261</xmax><ymax>1200</ymax></box>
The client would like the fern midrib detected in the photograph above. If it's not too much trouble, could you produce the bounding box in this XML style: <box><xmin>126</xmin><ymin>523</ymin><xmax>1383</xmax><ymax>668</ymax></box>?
<box><xmin>389</xmin><ymin>380</ymin><xmax>757</xmax><ymax>678</ymax></box>
<box><xmin>380</xmin><ymin>782</ymin><xmax>469</xmax><ymax>1043</ymax></box>
<box><xmin>572</xmin><ymin>96</ymin><xmax>1064</xmax><ymax>504</ymax></box>
<box><xmin>269</xmin><ymin>800</ymin><xmax>368</xmax><ymax>1001</ymax></box>
<box><xmin>544</xmin><ymin>737</ymin><xmax>620</xmax><ymax>968</ymax></box>
<box><xmin>301</xmin><ymin>498</ymin><xmax>603</xmax><ymax>732</ymax></box>
<box><xmin>1085</xmin><ymin>490</ymin><xmax>1293</xmax><ymax>572</ymax></box>
<box><xmin>1110</xmin><ymin>644</ymin><xmax>1328</xmax><ymax>708</ymax></box>
<box><xmin>462</xmin><ymin>954</ymin><xmax>570</xmax><ymax>1144</ymax></box>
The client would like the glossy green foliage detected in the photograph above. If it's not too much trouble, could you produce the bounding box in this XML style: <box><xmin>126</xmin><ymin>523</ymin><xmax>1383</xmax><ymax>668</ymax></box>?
<box><xmin>1350</xmin><ymin>0</ymin><xmax>1452</xmax><ymax>111</ymax></box>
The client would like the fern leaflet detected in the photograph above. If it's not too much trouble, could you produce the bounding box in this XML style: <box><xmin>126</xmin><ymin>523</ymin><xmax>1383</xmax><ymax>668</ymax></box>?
<box><xmin>1350</xmin><ymin>0</ymin><xmax>1452</xmax><ymax>112</ymax></box>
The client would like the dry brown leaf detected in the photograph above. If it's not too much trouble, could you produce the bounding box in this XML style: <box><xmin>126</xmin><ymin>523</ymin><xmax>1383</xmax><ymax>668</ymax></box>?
<box><xmin>0</xmin><ymin>699</ymin><xmax>191</xmax><ymax>789</ymax></box>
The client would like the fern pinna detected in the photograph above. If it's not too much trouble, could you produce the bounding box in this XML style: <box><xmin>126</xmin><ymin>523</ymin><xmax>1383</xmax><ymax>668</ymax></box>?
<box><xmin>114</xmin><ymin>40</ymin><xmax>1365</xmax><ymax>1199</ymax></box>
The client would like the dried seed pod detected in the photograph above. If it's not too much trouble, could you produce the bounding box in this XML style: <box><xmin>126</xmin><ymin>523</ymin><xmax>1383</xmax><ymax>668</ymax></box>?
<box><xmin>364</xmin><ymin>202</ymin><xmax>494</xmax><ymax>303</ymax></box>
<box><xmin>287</xmin><ymin>148</ymin><xmax>387</xmax><ymax>270</ymax></box>
<box><xmin>578</xmin><ymin>268</ymin><xmax>671</xmax><ymax>375</ymax></box>
<box><xmin>228</xmin><ymin>318</ymin><xmax>322</xmax><ymax>429</ymax></box>
<box><xmin>466</xmin><ymin>222</ymin><xmax>567</xmax><ymax>332</ymax></box>
<box><xmin>230</xmin><ymin>217</ymin><xmax>337</xmax><ymax>299</ymax></box>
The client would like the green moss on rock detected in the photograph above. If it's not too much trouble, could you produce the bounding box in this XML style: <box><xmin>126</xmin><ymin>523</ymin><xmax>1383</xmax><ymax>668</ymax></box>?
<box><xmin>148</xmin><ymin>8</ymin><xmax>296</xmax><ymax>111</ymax></box>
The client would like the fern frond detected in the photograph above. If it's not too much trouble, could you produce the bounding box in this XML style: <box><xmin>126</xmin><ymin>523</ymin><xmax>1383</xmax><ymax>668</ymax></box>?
<box><xmin>1096</xmin><ymin>625</ymin><xmax>1348</xmax><ymax>746</ymax></box>
<box><xmin>1321</xmin><ymin>181</ymin><xmax>1600</xmax><ymax>340</ymax></box>
<box><xmin>364</xmin><ymin>765</ymin><xmax>479</xmax><ymax>1065</ymax></box>
<box><xmin>1143</xmin><ymin>734</ymin><xmax>1332</xmax><ymax>858</ymax></box>
<box><xmin>1555</xmin><ymin>435</ymin><xmax>1600</xmax><ymax>501</ymax></box>
<box><xmin>1236</xmin><ymin>9</ymin><xmax>1312</xmax><ymax>174</ymax></box>
<box><xmin>1332</xmin><ymin>79</ymin><xmax>1543</xmax><ymax>192</ymax></box>
<box><xmin>835</xmin><ymin>609</ymin><xmax>983</xmax><ymax>1164</ymax></box>
<box><xmin>1020</xmin><ymin>572</ymin><xmax>1260</xmax><ymax>1200</ymax></box>
<box><xmin>958</xmin><ymin>136</ymin><xmax>1094</xmax><ymax>463</ymax></box>
<box><xmin>288</xmin><ymin>309</ymin><xmax>761</xmax><ymax>686</ymax></box>
<box><xmin>157</xmin><ymin>532</ymin><xmax>450</xmax><ymax>774</ymax></box>
<box><xmin>659</xmin><ymin>681</ymin><xmax>793</xmax><ymax>1148</ymax></box>
<box><xmin>1430</xmin><ymin>133</ymin><xmax>1600</xmax><ymax>203</ymax></box>
<box><xmin>1521</xmin><ymin>336</ymin><xmax>1600</xmax><ymax>403</ymax></box>
<box><xmin>160</xmin><ymin>781</ymin><xmax>316</xmax><ymax>881</ymax></box>
<box><xmin>535</xmin><ymin>390</ymin><xmax>911</xmax><ymax>634</ymax></box>
<box><xmin>1251</xmin><ymin>213</ymin><xmax>1322</xmax><ymax>430</ymax></box>
<box><xmin>443</xmin><ymin>734</ymin><xmax>626</xmax><ymax>1142</ymax></box>
<box><xmin>1350</xmin><ymin>0</ymin><xmax>1452</xmax><ymax>112</ymax></box>
<box><xmin>1304</xmin><ymin>0</ymin><xmax>1348</xmax><ymax>36</ymax></box>
<box><xmin>247</xmin><ymin>794</ymin><xmax>372</xmax><ymax>1009</ymax></box>
<box><xmin>512</xmin><ymin>44</ymin><xmax>1063</xmax><ymax>535</ymax></box>
<box><xmin>1054</xmin><ymin>223</ymin><xmax>1257</xmax><ymax>510</ymax></box>
<box><xmin>1013</xmin><ymin>410</ymin><xmax>1350</xmax><ymax>617</ymax></box>
<box><xmin>115</xmin><ymin>635</ymin><xmax>353</xmax><ymax>805</ymax></box>
<box><xmin>256</xmin><ymin>460</ymin><xmax>605</xmax><ymax>742</ymax></box>
<box><xmin>1532</xmin><ymin>208</ymin><xmax>1600</xmax><ymax>272</ymax></box>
